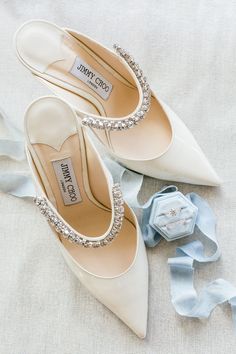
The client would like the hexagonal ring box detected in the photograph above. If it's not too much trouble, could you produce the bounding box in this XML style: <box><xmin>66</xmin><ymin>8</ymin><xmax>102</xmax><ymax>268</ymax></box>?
<box><xmin>149</xmin><ymin>191</ymin><xmax>198</xmax><ymax>241</ymax></box>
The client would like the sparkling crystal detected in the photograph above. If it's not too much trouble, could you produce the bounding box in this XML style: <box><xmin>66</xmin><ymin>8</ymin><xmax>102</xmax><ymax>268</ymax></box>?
<box><xmin>113</xmin><ymin>122</ymin><xmax>119</xmax><ymax>130</ymax></box>
<box><xmin>77</xmin><ymin>238</ymin><xmax>84</xmax><ymax>245</ymax></box>
<box><xmin>142</xmin><ymin>105</ymin><xmax>148</xmax><ymax>111</ymax></box>
<box><xmin>127</xmin><ymin>119</ymin><xmax>134</xmax><ymax>128</ymax></box>
<box><xmin>91</xmin><ymin>119</ymin><xmax>97</xmax><ymax>128</ymax></box>
<box><xmin>115</xmin><ymin>199</ymin><xmax>123</xmax><ymax>206</ymax></box>
<box><xmin>105</xmin><ymin>121</ymin><xmax>112</xmax><ymax>130</ymax></box>
<box><xmin>137</xmin><ymin>110</ymin><xmax>144</xmax><ymax>117</ymax></box>
<box><xmin>63</xmin><ymin>229</ymin><xmax>70</xmax><ymax>237</ymax></box>
<box><xmin>114</xmin><ymin>191</ymin><xmax>122</xmax><ymax>198</ymax></box>
<box><xmin>82</xmin><ymin>117</ymin><xmax>89</xmax><ymax>126</ymax></box>
<box><xmin>118</xmin><ymin>206</ymin><xmax>124</xmax><ymax>213</ymax></box>
<box><xmin>97</xmin><ymin>121</ymin><xmax>103</xmax><ymax>129</ymax></box>
<box><xmin>133</xmin><ymin>115</ymin><xmax>140</xmax><ymax>122</ymax></box>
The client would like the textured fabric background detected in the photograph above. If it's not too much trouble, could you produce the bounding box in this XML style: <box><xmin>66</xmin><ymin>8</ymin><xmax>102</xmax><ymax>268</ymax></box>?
<box><xmin>0</xmin><ymin>1</ymin><xmax>236</xmax><ymax>353</ymax></box>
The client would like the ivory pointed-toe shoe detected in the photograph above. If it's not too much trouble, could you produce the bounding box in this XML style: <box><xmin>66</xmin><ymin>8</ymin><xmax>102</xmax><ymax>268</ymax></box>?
<box><xmin>24</xmin><ymin>96</ymin><xmax>148</xmax><ymax>338</ymax></box>
<box><xmin>15</xmin><ymin>20</ymin><xmax>221</xmax><ymax>186</ymax></box>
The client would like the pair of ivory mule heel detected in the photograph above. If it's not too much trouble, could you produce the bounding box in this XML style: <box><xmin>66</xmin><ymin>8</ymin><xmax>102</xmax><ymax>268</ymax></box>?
<box><xmin>14</xmin><ymin>20</ymin><xmax>221</xmax><ymax>338</ymax></box>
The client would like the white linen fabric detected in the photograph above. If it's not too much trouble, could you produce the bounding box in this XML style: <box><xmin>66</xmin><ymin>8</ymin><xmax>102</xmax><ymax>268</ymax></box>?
<box><xmin>0</xmin><ymin>1</ymin><xmax>236</xmax><ymax>353</ymax></box>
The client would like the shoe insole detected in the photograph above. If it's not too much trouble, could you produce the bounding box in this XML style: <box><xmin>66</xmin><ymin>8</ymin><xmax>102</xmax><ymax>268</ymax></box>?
<box><xmin>17</xmin><ymin>21</ymin><xmax>172</xmax><ymax>160</ymax></box>
<box><xmin>25</xmin><ymin>97</ymin><xmax>136</xmax><ymax>277</ymax></box>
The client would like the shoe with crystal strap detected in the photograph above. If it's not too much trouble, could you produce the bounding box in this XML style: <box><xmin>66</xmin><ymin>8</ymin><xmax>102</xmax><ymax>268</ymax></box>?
<box><xmin>15</xmin><ymin>19</ymin><xmax>221</xmax><ymax>187</ymax></box>
<box><xmin>24</xmin><ymin>96</ymin><xmax>148</xmax><ymax>338</ymax></box>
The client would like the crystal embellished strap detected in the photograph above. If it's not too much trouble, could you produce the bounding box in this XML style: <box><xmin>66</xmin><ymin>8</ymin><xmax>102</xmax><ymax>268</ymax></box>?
<box><xmin>34</xmin><ymin>183</ymin><xmax>124</xmax><ymax>248</ymax></box>
<box><xmin>82</xmin><ymin>45</ymin><xmax>151</xmax><ymax>131</ymax></box>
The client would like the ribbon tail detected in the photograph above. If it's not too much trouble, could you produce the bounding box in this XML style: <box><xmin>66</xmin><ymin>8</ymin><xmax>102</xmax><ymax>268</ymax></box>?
<box><xmin>0</xmin><ymin>139</ymin><xmax>25</xmax><ymax>161</ymax></box>
<box><xmin>169</xmin><ymin>254</ymin><xmax>236</xmax><ymax>321</ymax></box>
<box><xmin>0</xmin><ymin>173</ymin><xmax>36</xmax><ymax>198</ymax></box>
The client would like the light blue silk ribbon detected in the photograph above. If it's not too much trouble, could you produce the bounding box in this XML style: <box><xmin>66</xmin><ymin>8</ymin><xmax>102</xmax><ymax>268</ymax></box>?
<box><xmin>1</xmin><ymin>110</ymin><xmax>236</xmax><ymax>331</ymax></box>
<box><xmin>0</xmin><ymin>107</ymin><xmax>25</xmax><ymax>161</ymax></box>
<box><xmin>0</xmin><ymin>108</ymin><xmax>35</xmax><ymax>197</ymax></box>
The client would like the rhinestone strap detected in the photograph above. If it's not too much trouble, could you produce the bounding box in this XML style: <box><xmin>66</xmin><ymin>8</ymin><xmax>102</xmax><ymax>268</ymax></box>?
<box><xmin>34</xmin><ymin>183</ymin><xmax>124</xmax><ymax>248</ymax></box>
<box><xmin>81</xmin><ymin>45</ymin><xmax>151</xmax><ymax>131</ymax></box>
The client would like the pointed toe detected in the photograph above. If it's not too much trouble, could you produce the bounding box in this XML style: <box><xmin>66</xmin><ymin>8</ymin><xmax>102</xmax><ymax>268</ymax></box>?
<box><xmin>176</xmin><ymin>154</ymin><xmax>221</xmax><ymax>187</ymax></box>
<box><xmin>114</xmin><ymin>287</ymin><xmax>148</xmax><ymax>338</ymax></box>
<box><xmin>155</xmin><ymin>137</ymin><xmax>222</xmax><ymax>186</ymax></box>
<box><xmin>210</xmin><ymin>174</ymin><xmax>222</xmax><ymax>186</ymax></box>
<box><xmin>60</xmin><ymin>228</ymin><xmax>149</xmax><ymax>337</ymax></box>
<box><xmin>189</xmin><ymin>154</ymin><xmax>222</xmax><ymax>186</ymax></box>
<box><xmin>114</xmin><ymin>265</ymin><xmax>148</xmax><ymax>338</ymax></box>
<box><xmin>115</xmin><ymin>101</ymin><xmax>221</xmax><ymax>186</ymax></box>
<box><xmin>131</xmin><ymin>318</ymin><xmax>147</xmax><ymax>339</ymax></box>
